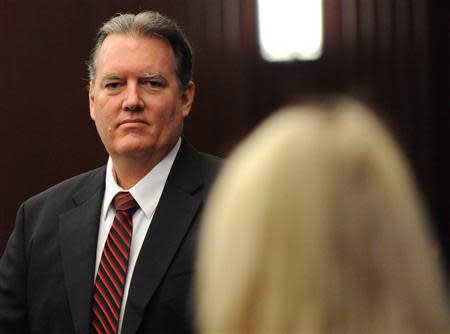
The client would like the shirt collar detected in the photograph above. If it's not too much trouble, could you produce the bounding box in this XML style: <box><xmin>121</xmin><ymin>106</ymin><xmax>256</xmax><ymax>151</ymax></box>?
<box><xmin>103</xmin><ymin>138</ymin><xmax>181</xmax><ymax>219</ymax></box>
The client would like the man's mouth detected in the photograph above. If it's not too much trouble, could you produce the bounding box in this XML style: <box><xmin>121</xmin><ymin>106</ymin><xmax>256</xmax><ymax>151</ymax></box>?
<box><xmin>118</xmin><ymin>119</ymin><xmax>148</xmax><ymax>127</ymax></box>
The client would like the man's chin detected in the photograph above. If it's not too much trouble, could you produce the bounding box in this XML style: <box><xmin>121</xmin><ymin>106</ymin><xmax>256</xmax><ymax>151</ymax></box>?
<box><xmin>110</xmin><ymin>138</ymin><xmax>176</xmax><ymax>162</ymax></box>
<box><xmin>114</xmin><ymin>144</ymin><xmax>155</xmax><ymax>159</ymax></box>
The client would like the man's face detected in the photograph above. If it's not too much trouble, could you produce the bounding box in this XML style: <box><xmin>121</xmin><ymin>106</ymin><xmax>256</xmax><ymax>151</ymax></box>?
<box><xmin>89</xmin><ymin>33</ymin><xmax>194</xmax><ymax>162</ymax></box>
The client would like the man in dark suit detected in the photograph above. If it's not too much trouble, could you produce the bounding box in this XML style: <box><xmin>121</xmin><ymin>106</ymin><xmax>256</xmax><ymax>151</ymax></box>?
<box><xmin>0</xmin><ymin>11</ymin><xmax>222</xmax><ymax>334</ymax></box>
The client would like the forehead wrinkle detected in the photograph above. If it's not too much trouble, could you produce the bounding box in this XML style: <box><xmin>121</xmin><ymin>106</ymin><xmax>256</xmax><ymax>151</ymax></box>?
<box><xmin>100</xmin><ymin>35</ymin><xmax>172</xmax><ymax>63</ymax></box>
<box><xmin>95</xmin><ymin>34</ymin><xmax>179</xmax><ymax>85</ymax></box>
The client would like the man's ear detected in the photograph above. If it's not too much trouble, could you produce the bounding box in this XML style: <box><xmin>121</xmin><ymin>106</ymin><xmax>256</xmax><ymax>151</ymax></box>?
<box><xmin>89</xmin><ymin>82</ymin><xmax>96</xmax><ymax>121</ymax></box>
<box><xmin>181</xmin><ymin>81</ymin><xmax>195</xmax><ymax>118</ymax></box>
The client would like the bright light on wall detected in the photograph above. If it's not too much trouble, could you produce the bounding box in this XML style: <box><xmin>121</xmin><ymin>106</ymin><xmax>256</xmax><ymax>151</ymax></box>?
<box><xmin>257</xmin><ymin>0</ymin><xmax>323</xmax><ymax>62</ymax></box>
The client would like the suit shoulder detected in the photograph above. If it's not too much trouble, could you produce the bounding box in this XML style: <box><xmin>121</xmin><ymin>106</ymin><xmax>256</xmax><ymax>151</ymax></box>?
<box><xmin>24</xmin><ymin>166</ymin><xmax>106</xmax><ymax>207</ymax></box>
<box><xmin>199</xmin><ymin>152</ymin><xmax>224</xmax><ymax>170</ymax></box>
<box><xmin>197</xmin><ymin>152</ymin><xmax>225</xmax><ymax>186</ymax></box>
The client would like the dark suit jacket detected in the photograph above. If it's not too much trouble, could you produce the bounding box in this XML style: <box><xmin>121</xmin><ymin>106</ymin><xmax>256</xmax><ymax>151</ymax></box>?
<box><xmin>0</xmin><ymin>139</ymin><xmax>223</xmax><ymax>334</ymax></box>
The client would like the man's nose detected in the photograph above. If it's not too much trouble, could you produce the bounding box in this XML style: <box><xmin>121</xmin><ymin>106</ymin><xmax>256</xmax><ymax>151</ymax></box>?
<box><xmin>123</xmin><ymin>84</ymin><xmax>144</xmax><ymax>112</ymax></box>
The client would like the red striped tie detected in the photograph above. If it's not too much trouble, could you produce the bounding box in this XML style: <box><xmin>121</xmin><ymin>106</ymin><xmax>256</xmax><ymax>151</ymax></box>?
<box><xmin>91</xmin><ymin>192</ymin><xmax>139</xmax><ymax>334</ymax></box>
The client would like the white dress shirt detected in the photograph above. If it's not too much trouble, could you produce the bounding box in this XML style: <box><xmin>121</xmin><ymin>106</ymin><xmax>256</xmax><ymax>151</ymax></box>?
<box><xmin>94</xmin><ymin>138</ymin><xmax>181</xmax><ymax>333</ymax></box>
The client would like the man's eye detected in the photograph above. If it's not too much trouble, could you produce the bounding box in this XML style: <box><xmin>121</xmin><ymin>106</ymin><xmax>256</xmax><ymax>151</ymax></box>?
<box><xmin>104</xmin><ymin>82</ymin><xmax>122</xmax><ymax>90</ymax></box>
<box><xmin>143</xmin><ymin>80</ymin><xmax>164</xmax><ymax>88</ymax></box>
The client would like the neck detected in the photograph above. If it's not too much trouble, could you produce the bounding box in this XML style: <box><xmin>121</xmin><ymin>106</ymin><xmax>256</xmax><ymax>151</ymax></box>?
<box><xmin>111</xmin><ymin>153</ymin><xmax>164</xmax><ymax>189</ymax></box>
<box><xmin>111</xmin><ymin>139</ymin><xmax>179</xmax><ymax>189</ymax></box>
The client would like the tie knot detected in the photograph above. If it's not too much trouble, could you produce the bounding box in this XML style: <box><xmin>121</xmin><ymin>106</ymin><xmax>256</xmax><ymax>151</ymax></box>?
<box><xmin>113</xmin><ymin>192</ymin><xmax>139</xmax><ymax>216</ymax></box>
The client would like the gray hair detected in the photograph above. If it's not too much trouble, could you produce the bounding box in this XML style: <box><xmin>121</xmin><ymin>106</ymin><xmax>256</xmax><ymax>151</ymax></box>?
<box><xmin>87</xmin><ymin>11</ymin><xmax>193</xmax><ymax>89</ymax></box>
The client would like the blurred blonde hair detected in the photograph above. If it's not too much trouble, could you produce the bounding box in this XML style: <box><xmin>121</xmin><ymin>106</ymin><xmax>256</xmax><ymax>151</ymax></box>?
<box><xmin>195</xmin><ymin>97</ymin><xmax>449</xmax><ymax>333</ymax></box>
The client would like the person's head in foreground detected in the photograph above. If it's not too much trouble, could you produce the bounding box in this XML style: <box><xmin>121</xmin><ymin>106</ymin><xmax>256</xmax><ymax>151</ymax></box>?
<box><xmin>195</xmin><ymin>96</ymin><xmax>449</xmax><ymax>333</ymax></box>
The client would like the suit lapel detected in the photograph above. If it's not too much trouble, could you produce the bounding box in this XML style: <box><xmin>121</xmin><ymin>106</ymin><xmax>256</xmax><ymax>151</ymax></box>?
<box><xmin>122</xmin><ymin>140</ymin><xmax>204</xmax><ymax>334</ymax></box>
<box><xmin>58</xmin><ymin>168</ymin><xmax>106</xmax><ymax>334</ymax></box>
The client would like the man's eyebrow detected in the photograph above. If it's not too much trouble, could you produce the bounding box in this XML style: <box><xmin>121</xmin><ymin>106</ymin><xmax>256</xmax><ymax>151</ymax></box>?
<box><xmin>98</xmin><ymin>72</ymin><xmax>169</xmax><ymax>84</ymax></box>
<box><xmin>141</xmin><ymin>72</ymin><xmax>166</xmax><ymax>80</ymax></box>
<box><xmin>100</xmin><ymin>74</ymin><xmax>124</xmax><ymax>83</ymax></box>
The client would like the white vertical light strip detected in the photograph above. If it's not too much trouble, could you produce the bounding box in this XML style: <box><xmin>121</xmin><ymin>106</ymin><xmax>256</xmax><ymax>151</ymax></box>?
<box><xmin>257</xmin><ymin>0</ymin><xmax>323</xmax><ymax>61</ymax></box>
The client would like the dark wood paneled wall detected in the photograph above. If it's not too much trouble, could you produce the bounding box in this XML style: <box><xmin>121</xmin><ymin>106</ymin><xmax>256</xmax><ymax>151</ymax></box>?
<box><xmin>1</xmin><ymin>0</ymin><xmax>448</xmax><ymax>273</ymax></box>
